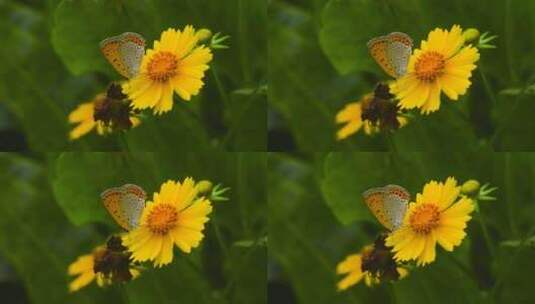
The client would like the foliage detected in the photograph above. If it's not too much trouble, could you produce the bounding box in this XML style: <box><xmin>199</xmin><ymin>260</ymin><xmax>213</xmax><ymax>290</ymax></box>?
<box><xmin>0</xmin><ymin>152</ymin><xmax>266</xmax><ymax>304</ymax></box>
<box><xmin>0</xmin><ymin>0</ymin><xmax>266</xmax><ymax>151</ymax></box>
<box><xmin>268</xmin><ymin>0</ymin><xmax>535</xmax><ymax>151</ymax></box>
<box><xmin>269</xmin><ymin>152</ymin><xmax>535</xmax><ymax>303</ymax></box>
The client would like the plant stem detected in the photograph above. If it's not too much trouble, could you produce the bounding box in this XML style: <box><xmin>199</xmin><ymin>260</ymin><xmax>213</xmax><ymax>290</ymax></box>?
<box><xmin>504</xmin><ymin>153</ymin><xmax>519</xmax><ymax>237</ymax></box>
<box><xmin>237</xmin><ymin>0</ymin><xmax>251</xmax><ymax>82</ymax></box>
<box><xmin>489</xmin><ymin>94</ymin><xmax>522</xmax><ymax>147</ymax></box>
<box><xmin>504</xmin><ymin>0</ymin><xmax>517</xmax><ymax>82</ymax></box>
<box><xmin>446</xmin><ymin>253</ymin><xmax>478</xmax><ymax>285</ymax></box>
<box><xmin>477</xmin><ymin>210</ymin><xmax>495</xmax><ymax>259</ymax></box>
<box><xmin>478</xmin><ymin>66</ymin><xmax>498</xmax><ymax>105</ymax></box>
<box><xmin>212</xmin><ymin>214</ymin><xmax>230</xmax><ymax>259</ymax></box>
<box><xmin>211</xmin><ymin>65</ymin><xmax>231</xmax><ymax>109</ymax></box>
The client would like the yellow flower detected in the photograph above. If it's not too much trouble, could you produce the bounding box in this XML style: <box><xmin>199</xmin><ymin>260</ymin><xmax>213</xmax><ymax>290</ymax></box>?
<box><xmin>123</xmin><ymin>178</ymin><xmax>213</xmax><ymax>267</ymax></box>
<box><xmin>67</xmin><ymin>246</ymin><xmax>141</xmax><ymax>292</ymax></box>
<box><xmin>336</xmin><ymin>245</ymin><xmax>408</xmax><ymax>290</ymax></box>
<box><xmin>390</xmin><ymin>25</ymin><xmax>480</xmax><ymax>114</ymax></box>
<box><xmin>68</xmin><ymin>94</ymin><xmax>141</xmax><ymax>140</ymax></box>
<box><xmin>123</xmin><ymin>26</ymin><xmax>213</xmax><ymax>115</ymax></box>
<box><xmin>386</xmin><ymin>177</ymin><xmax>474</xmax><ymax>266</ymax></box>
<box><xmin>335</xmin><ymin>94</ymin><xmax>407</xmax><ymax>140</ymax></box>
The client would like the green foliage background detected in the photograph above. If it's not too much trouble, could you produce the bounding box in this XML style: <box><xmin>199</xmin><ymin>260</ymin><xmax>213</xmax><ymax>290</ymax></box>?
<box><xmin>0</xmin><ymin>152</ymin><xmax>266</xmax><ymax>304</ymax></box>
<box><xmin>269</xmin><ymin>152</ymin><xmax>535</xmax><ymax>303</ymax></box>
<box><xmin>268</xmin><ymin>0</ymin><xmax>535</xmax><ymax>151</ymax></box>
<box><xmin>0</xmin><ymin>0</ymin><xmax>266</xmax><ymax>151</ymax></box>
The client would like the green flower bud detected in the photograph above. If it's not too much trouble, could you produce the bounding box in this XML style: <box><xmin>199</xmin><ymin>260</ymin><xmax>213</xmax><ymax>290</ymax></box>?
<box><xmin>197</xmin><ymin>180</ymin><xmax>213</xmax><ymax>193</ymax></box>
<box><xmin>462</xmin><ymin>28</ymin><xmax>480</xmax><ymax>43</ymax></box>
<box><xmin>196</xmin><ymin>29</ymin><xmax>212</xmax><ymax>42</ymax></box>
<box><xmin>461</xmin><ymin>179</ymin><xmax>480</xmax><ymax>194</ymax></box>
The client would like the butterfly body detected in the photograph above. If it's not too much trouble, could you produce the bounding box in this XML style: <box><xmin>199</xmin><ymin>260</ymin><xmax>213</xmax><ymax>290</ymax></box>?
<box><xmin>363</xmin><ymin>184</ymin><xmax>410</xmax><ymax>230</ymax></box>
<box><xmin>367</xmin><ymin>32</ymin><xmax>413</xmax><ymax>78</ymax></box>
<box><xmin>101</xmin><ymin>184</ymin><xmax>146</xmax><ymax>230</ymax></box>
<box><xmin>100</xmin><ymin>32</ymin><xmax>145</xmax><ymax>78</ymax></box>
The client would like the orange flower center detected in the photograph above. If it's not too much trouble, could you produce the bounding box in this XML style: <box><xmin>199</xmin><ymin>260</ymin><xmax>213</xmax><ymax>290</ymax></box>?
<box><xmin>147</xmin><ymin>52</ymin><xmax>178</xmax><ymax>82</ymax></box>
<box><xmin>147</xmin><ymin>203</ymin><xmax>178</xmax><ymax>235</ymax></box>
<box><xmin>409</xmin><ymin>204</ymin><xmax>440</xmax><ymax>234</ymax></box>
<box><xmin>414</xmin><ymin>51</ymin><xmax>445</xmax><ymax>82</ymax></box>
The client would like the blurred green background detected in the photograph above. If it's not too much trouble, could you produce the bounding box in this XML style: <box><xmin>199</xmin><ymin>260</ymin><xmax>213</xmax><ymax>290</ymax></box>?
<box><xmin>268</xmin><ymin>0</ymin><xmax>535</xmax><ymax>151</ymax></box>
<box><xmin>0</xmin><ymin>0</ymin><xmax>266</xmax><ymax>151</ymax></box>
<box><xmin>0</xmin><ymin>151</ymin><xmax>266</xmax><ymax>303</ymax></box>
<box><xmin>268</xmin><ymin>152</ymin><xmax>535</xmax><ymax>304</ymax></box>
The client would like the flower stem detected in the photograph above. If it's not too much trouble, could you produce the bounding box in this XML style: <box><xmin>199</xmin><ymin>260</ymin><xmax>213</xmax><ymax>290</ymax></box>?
<box><xmin>237</xmin><ymin>0</ymin><xmax>251</xmax><ymax>82</ymax></box>
<box><xmin>384</xmin><ymin>132</ymin><xmax>397</xmax><ymax>153</ymax></box>
<box><xmin>212</xmin><ymin>214</ymin><xmax>230</xmax><ymax>259</ymax></box>
<box><xmin>477</xmin><ymin>211</ymin><xmax>495</xmax><ymax>259</ymax></box>
<box><xmin>504</xmin><ymin>0</ymin><xmax>517</xmax><ymax>82</ymax></box>
<box><xmin>446</xmin><ymin>253</ymin><xmax>478</xmax><ymax>284</ymax></box>
<box><xmin>478</xmin><ymin>66</ymin><xmax>498</xmax><ymax>105</ymax></box>
<box><xmin>211</xmin><ymin>65</ymin><xmax>231</xmax><ymax>109</ymax></box>
<box><xmin>504</xmin><ymin>153</ymin><xmax>519</xmax><ymax>237</ymax></box>
<box><xmin>118</xmin><ymin>132</ymin><xmax>130</xmax><ymax>151</ymax></box>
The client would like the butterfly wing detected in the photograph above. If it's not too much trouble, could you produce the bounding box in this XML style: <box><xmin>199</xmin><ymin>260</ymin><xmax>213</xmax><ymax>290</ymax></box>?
<box><xmin>367</xmin><ymin>32</ymin><xmax>413</xmax><ymax>78</ymax></box>
<box><xmin>385</xmin><ymin>32</ymin><xmax>412</xmax><ymax>78</ymax></box>
<box><xmin>363</xmin><ymin>187</ymin><xmax>394</xmax><ymax>230</ymax></box>
<box><xmin>118</xmin><ymin>32</ymin><xmax>145</xmax><ymax>78</ymax></box>
<box><xmin>100</xmin><ymin>32</ymin><xmax>145</xmax><ymax>78</ymax></box>
<box><xmin>101</xmin><ymin>186</ymin><xmax>131</xmax><ymax>230</ymax></box>
<box><xmin>367</xmin><ymin>36</ymin><xmax>399</xmax><ymax>78</ymax></box>
<box><xmin>100</xmin><ymin>35</ymin><xmax>131</xmax><ymax>78</ymax></box>
<box><xmin>120</xmin><ymin>184</ymin><xmax>146</xmax><ymax>230</ymax></box>
<box><xmin>383</xmin><ymin>184</ymin><xmax>410</xmax><ymax>230</ymax></box>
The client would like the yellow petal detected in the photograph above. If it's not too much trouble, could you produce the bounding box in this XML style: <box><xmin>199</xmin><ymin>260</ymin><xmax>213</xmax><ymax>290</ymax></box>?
<box><xmin>132</xmin><ymin>83</ymin><xmax>162</xmax><ymax>110</ymax></box>
<box><xmin>418</xmin><ymin>233</ymin><xmax>437</xmax><ymax>265</ymax></box>
<box><xmin>175</xmin><ymin>178</ymin><xmax>200</xmax><ymax>211</ymax></box>
<box><xmin>336</xmin><ymin>254</ymin><xmax>361</xmax><ymax>274</ymax></box>
<box><xmin>420</xmin><ymin>80</ymin><xmax>442</xmax><ymax>114</ymax></box>
<box><xmin>171</xmin><ymin>226</ymin><xmax>204</xmax><ymax>253</ymax></box>
<box><xmin>69</xmin><ymin>271</ymin><xmax>95</xmax><ymax>292</ymax></box>
<box><xmin>154</xmin><ymin>234</ymin><xmax>174</xmax><ymax>267</ymax></box>
<box><xmin>153</xmin><ymin>81</ymin><xmax>174</xmax><ymax>114</ymax></box>
<box><xmin>175</xmin><ymin>25</ymin><xmax>200</xmax><ymax>59</ymax></box>
<box><xmin>68</xmin><ymin>102</ymin><xmax>94</xmax><ymax>123</ymax></box>
<box><xmin>68</xmin><ymin>255</ymin><xmax>94</xmax><ymax>275</ymax></box>
<box><xmin>337</xmin><ymin>272</ymin><xmax>364</xmax><ymax>291</ymax></box>
<box><xmin>69</xmin><ymin>121</ymin><xmax>96</xmax><ymax>140</ymax></box>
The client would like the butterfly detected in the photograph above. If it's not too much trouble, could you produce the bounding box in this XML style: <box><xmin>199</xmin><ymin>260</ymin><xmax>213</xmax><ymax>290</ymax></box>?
<box><xmin>362</xmin><ymin>184</ymin><xmax>410</xmax><ymax>231</ymax></box>
<box><xmin>100</xmin><ymin>32</ymin><xmax>145</xmax><ymax>78</ymax></box>
<box><xmin>101</xmin><ymin>184</ymin><xmax>146</xmax><ymax>230</ymax></box>
<box><xmin>367</xmin><ymin>32</ymin><xmax>413</xmax><ymax>78</ymax></box>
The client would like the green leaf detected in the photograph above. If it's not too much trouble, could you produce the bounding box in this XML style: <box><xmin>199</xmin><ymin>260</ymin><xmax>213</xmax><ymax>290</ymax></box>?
<box><xmin>320</xmin><ymin>152</ymin><xmax>386</xmax><ymax>225</ymax></box>
<box><xmin>319</xmin><ymin>0</ymin><xmax>424</xmax><ymax>75</ymax></box>
<box><xmin>393</xmin><ymin>256</ymin><xmax>482</xmax><ymax>304</ymax></box>
<box><xmin>51</xmin><ymin>0</ymin><xmax>157</xmax><ymax>76</ymax></box>
<box><xmin>0</xmin><ymin>154</ymin><xmax>121</xmax><ymax>304</ymax></box>
<box><xmin>225</xmin><ymin>90</ymin><xmax>267</xmax><ymax>151</ymax></box>
<box><xmin>269</xmin><ymin>2</ymin><xmax>351</xmax><ymax>150</ymax></box>
<box><xmin>269</xmin><ymin>154</ymin><xmax>379</xmax><ymax>304</ymax></box>
<box><xmin>0</xmin><ymin>1</ymin><xmax>94</xmax><ymax>150</ymax></box>
<box><xmin>320</xmin><ymin>151</ymin><xmax>499</xmax><ymax>225</ymax></box>
<box><xmin>48</xmin><ymin>151</ymin><xmax>266</xmax><ymax>303</ymax></box>
<box><xmin>50</xmin><ymin>152</ymin><xmax>157</xmax><ymax>227</ymax></box>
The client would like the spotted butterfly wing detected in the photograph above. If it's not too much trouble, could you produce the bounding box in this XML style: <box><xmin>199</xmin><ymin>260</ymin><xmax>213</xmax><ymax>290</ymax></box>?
<box><xmin>101</xmin><ymin>184</ymin><xmax>146</xmax><ymax>230</ymax></box>
<box><xmin>363</xmin><ymin>184</ymin><xmax>410</xmax><ymax>231</ymax></box>
<box><xmin>367</xmin><ymin>32</ymin><xmax>412</xmax><ymax>78</ymax></box>
<box><xmin>100</xmin><ymin>32</ymin><xmax>145</xmax><ymax>78</ymax></box>
<box><xmin>382</xmin><ymin>184</ymin><xmax>410</xmax><ymax>230</ymax></box>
